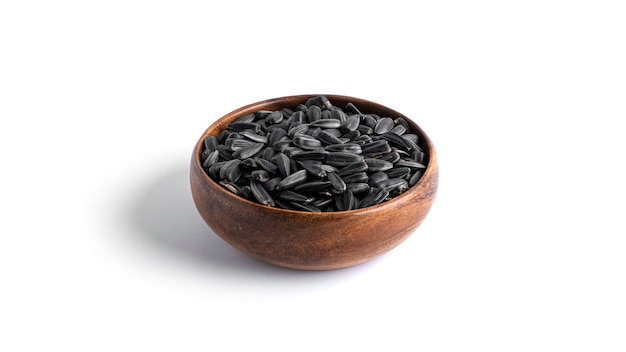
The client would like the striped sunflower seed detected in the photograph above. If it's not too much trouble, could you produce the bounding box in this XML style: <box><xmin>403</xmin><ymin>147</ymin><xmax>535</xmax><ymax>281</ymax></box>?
<box><xmin>232</xmin><ymin>142</ymin><xmax>264</xmax><ymax>159</ymax></box>
<box><xmin>364</xmin><ymin>158</ymin><xmax>394</xmax><ymax>172</ymax></box>
<box><xmin>250</xmin><ymin>180</ymin><xmax>275</xmax><ymax>206</ymax></box>
<box><xmin>297</xmin><ymin>160</ymin><xmax>327</xmax><ymax>178</ymax></box>
<box><xmin>276</xmin><ymin>169</ymin><xmax>308</xmax><ymax>190</ymax></box>
<box><xmin>274</xmin><ymin>152</ymin><xmax>291</xmax><ymax>177</ymax></box>
<box><xmin>327</xmin><ymin>172</ymin><xmax>347</xmax><ymax>193</ymax></box>
<box><xmin>279</xmin><ymin>190</ymin><xmax>314</xmax><ymax>203</ymax></box>
<box><xmin>326</xmin><ymin>152</ymin><xmax>364</xmax><ymax>167</ymax></box>
<box><xmin>374</xmin><ymin>117</ymin><xmax>395</xmax><ymax>134</ymax></box>
<box><xmin>293</xmin><ymin>133</ymin><xmax>323</xmax><ymax>150</ymax></box>
<box><xmin>358</xmin><ymin>187</ymin><xmax>389</xmax><ymax>208</ymax></box>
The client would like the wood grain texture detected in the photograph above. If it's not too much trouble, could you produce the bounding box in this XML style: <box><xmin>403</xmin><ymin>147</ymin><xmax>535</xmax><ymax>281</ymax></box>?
<box><xmin>190</xmin><ymin>94</ymin><xmax>438</xmax><ymax>270</ymax></box>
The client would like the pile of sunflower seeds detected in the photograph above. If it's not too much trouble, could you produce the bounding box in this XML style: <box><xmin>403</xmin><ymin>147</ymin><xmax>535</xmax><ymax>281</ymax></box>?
<box><xmin>200</xmin><ymin>95</ymin><xmax>426</xmax><ymax>212</ymax></box>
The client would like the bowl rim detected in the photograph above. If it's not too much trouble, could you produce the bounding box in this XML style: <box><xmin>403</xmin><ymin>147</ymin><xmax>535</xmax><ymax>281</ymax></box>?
<box><xmin>192</xmin><ymin>94</ymin><xmax>438</xmax><ymax>217</ymax></box>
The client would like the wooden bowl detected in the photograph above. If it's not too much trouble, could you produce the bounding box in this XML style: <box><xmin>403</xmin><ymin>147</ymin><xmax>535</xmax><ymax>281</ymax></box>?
<box><xmin>190</xmin><ymin>94</ymin><xmax>438</xmax><ymax>270</ymax></box>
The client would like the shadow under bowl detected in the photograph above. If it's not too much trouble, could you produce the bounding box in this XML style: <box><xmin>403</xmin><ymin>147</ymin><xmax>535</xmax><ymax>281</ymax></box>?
<box><xmin>190</xmin><ymin>94</ymin><xmax>438</xmax><ymax>270</ymax></box>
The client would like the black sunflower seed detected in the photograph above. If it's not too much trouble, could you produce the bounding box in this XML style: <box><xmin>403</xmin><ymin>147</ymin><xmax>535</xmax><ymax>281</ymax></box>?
<box><xmin>274</xmin><ymin>152</ymin><xmax>291</xmax><ymax>177</ymax></box>
<box><xmin>293</xmin><ymin>133</ymin><xmax>323</xmax><ymax>150</ymax></box>
<box><xmin>317</xmin><ymin>130</ymin><xmax>344</xmax><ymax>145</ymax></box>
<box><xmin>326</xmin><ymin>143</ymin><xmax>362</xmax><ymax>154</ymax></box>
<box><xmin>374</xmin><ymin>117</ymin><xmax>395</xmax><ymax>134</ymax></box>
<box><xmin>203</xmin><ymin>135</ymin><xmax>218</xmax><ymax>152</ymax></box>
<box><xmin>276</xmin><ymin>169</ymin><xmax>308</xmax><ymax>190</ymax></box>
<box><xmin>279</xmin><ymin>190</ymin><xmax>314</xmax><ymax>203</ymax></box>
<box><xmin>359</xmin><ymin>187</ymin><xmax>389</xmax><ymax>208</ymax></box>
<box><xmin>297</xmin><ymin>160</ymin><xmax>327</xmax><ymax>178</ymax></box>
<box><xmin>364</xmin><ymin>158</ymin><xmax>394</xmax><ymax>172</ymax></box>
<box><xmin>251</xmin><ymin>170</ymin><xmax>271</xmax><ymax>183</ymax></box>
<box><xmin>239</xmin><ymin>130</ymin><xmax>268</xmax><ymax>144</ymax></box>
<box><xmin>327</xmin><ymin>172</ymin><xmax>347</xmax><ymax>193</ymax></box>
<box><xmin>250</xmin><ymin>180</ymin><xmax>275</xmax><ymax>206</ymax></box>
<box><xmin>336</xmin><ymin>160</ymin><xmax>368</xmax><ymax>177</ymax></box>
<box><xmin>232</xmin><ymin>142</ymin><xmax>264</xmax><ymax>159</ymax></box>
<box><xmin>326</xmin><ymin>152</ymin><xmax>364</xmax><ymax>167</ymax></box>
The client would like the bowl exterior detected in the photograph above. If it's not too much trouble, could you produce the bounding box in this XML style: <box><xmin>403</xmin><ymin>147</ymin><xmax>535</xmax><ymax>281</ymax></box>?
<box><xmin>190</xmin><ymin>95</ymin><xmax>438</xmax><ymax>270</ymax></box>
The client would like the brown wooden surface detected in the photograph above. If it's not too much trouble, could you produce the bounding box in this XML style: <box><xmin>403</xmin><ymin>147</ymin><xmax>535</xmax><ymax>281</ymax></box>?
<box><xmin>190</xmin><ymin>94</ymin><xmax>439</xmax><ymax>270</ymax></box>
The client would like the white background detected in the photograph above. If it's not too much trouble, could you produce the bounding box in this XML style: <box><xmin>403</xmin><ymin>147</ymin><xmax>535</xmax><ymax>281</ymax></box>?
<box><xmin>1</xmin><ymin>1</ymin><xmax>625</xmax><ymax>351</ymax></box>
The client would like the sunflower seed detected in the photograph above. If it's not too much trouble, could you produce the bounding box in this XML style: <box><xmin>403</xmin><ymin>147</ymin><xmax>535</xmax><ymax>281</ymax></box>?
<box><xmin>288</xmin><ymin>123</ymin><xmax>310</xmax><ymax>138</ymax></box>
<box><xmin>208</xmin><ymin>161</ymin><xmax>227</xmax><ymax>179</ymax></box>
<box><xmin>273</xmin><ymin>199</ymin><xmax>294</xmax><ymax>210</ymax></box>
<box><xmin>326</xmin><ymin>143</ymin><xmax>362</xmax><ymax>154</ymax></box>
<box><xmin>335</xmin><ymin>190</ymin><xmax>356</xmax><ymax>211</ymax></box>
<box><xmin>357</xmin><ymin>125</ymin><xmax>373</xmax><ymax>135</ymax></box>
<box><xmin>385</xmin><ymin>167</ymin><xmax>412</xmax><ymax>179</ymax></box>
<box><xmin>272</xmin><ymin>139</ymin><xmax>292</xmax><ymax>152</ymax></box>
<box><xmin>361</xmin><ymin>114</ymin><xmax>378</xmax><ymax>128</ymax></box>
<box><xmin>402</xmin><ymin>133</ymin><xmax>419</xmax><ymax>144</ymax></box>
<box><xmin>227</xmin><ymin>122</ymin><xmax>261</xmax><ymax>133</ymax></box>
<box><xmin>306</xmin><ymin>105</ymin><xmax>322</xmax><ymax>122</ymax></box>
<box><xmin>293</xmin><ymin>181</ymin><xmax>331</xmax><ymax>193</ymax></box>
<box><xmin>251</xmin><ymin>170</ymin><xmax>271</xmax><ymax>182</ymax></box>
<box><xmin>265</xmin><ymin>110</ymin><xmax>283</xmax><ymax>124</ymax></box>
<box><xmin>250</xmin><ymin>180</ymin><xmax>275</xmax><ymax>206</ymax></box>
<box><xmin>226</xmin><ymin>137</ymin><xmax>256</xmax><ymax>151</ymax></box>
<box><xmin>342</xmin><ymin>114</ymin><xmax>360</xmax><ymax>132</ymax></box>
<box><xmin>395</xmin><ymin>160</ymin><xmax>427</xmax><ymax>169</ymax></box>
<box><xmin>202</xmin><ymin>150</ymin><xmax>220</xmax><ymax>169</ymax></box>
<box><xmin>380</xmin><ymin>151</ymin><xmax>401</xmax><ymax>163</ymax></box>
<box><xmin>389</xmin><ymin>125</ymin><xmax>406</xmax><ymax>135</ymax></box>
<box><xmin>361</xmin><ymin>140</ymin><xmax>392</xmax><ymax>155</ymax></box>
<box><xmin>310</xmin><ymin>119</ymin><xmax>342</xmax><ymax>129</ymax></box>
<box><xmin>240</xmin><ymin>157</ymin><xmax>258</xmax><ymax>169</ymax></box>
<box><xmin>342</xmin><ymin>172</ymin><xmax>368</xmax><ymax>184</ymax></box>
<box><xmin>344</xmin><ymin>102</ymin><xmax>361</xmax><ymax>114</ymax></box>
<box><xmin>203</xmin><ymin>135</ymin><xmax>218</xmax><ymax>152</ymax></box>
<box><xmin>330</xmin><ymin>108</ymin><xmax>346</xmax><ymax>124</ymax></box>
<box><xmin>290</xmin><ymin>151</ymin><xmax>328</xmax><ymax>161</ymax></box>
<box><xmin>276</xmin><ymin>169</ymin><xmax>307</xmax><ymax>190</ymax></box>
<box><xmin>395</xmin><ymin>117</ymin><xmax>409</xmax><ymax>130</ymax></box>
<box><xmin>310</xmin><ymin>197</ymin><xmax>334</xmax><ymax>209</ymax></box>
<box><xmin>267</xmin><ymin>128</ymin><xmax>288</xmax><ymax>146</ymax></box>
<box><xmin>291</xmin><ymin>110</ymin><xmax>306</xmax><ymax>124</ymax></box>
<box><xmin>261</xmin><ymin>147</ymin><xmax>275</xmax><ymax>160</ymax></box>
<box><xmin>380</xmin><ymin>132</ymin><xmax>410</xmax><ymax>149</ymax></box>
<box><xmin>274</xmin><ymin>152</ymin><xmax>291</xmax><ymax>177</ymax></box>
<box><xmin>326</xmin><ymin>152</ymin><xmax>364</xmax><ymax>166</ymax></box>
<box><xmin>279</xmin><ymin>190</ymin><xmax>314</xmax><ymax>203</ymax></box>
<box><xmin>220</xmin><ymin>159</ymin><xmax>242</xmax><ymax>183</ymax></box>
<box><xmin>232</xmin><ymin>142</ymin><xmax>264</xmax><ymax>159</ymax></box>
<box><xmin>317</xmin><ymin>130</ymin><xmax>344</xmax><ymax>145</ymax></box>
<box><xmin>374</xmin><ymin>117</ymin><xmax>395</xmax><ymax>134</ymax></box>
<box><xmin>382</xmin><ymin>178</ymin><xmax>409</xmax><ymax>193</ymax></box>
<box><xmin>297</xmin><ymin>160</ymin><xmax>327</xmax><ymax>178</ymax></box>
<box><xmin>254</xmin><ymin>157</ymin><xmax>278</xmax><ymax>174</ymax></box>
<box><xmin>264</xmin><ymin>177</ymin><xmax>283</xmax><ymax>192</ymax></box>
<box><xmin>385</xmin><ymin>166</ymin><xmax>411</xmax><ymax>178</ymax></box>
<box><xmin>293</xmin><ymin>133</ymin><xmax>322</xmax><ymax>150</ymax></box>
<box><xmin>327</xmin><ymin>172</ymin><xmax>347</xmax><ymax>193</ymax></box>
<box><xmin>409</xmin><ymin>170</ymin><xmax>424</xmax><ymax>186</ymax></box>
<box><xmin>336</xmin><ymin>160</ymin><xmax>368</xmax><ymax>176</ymax></box>
<box><xmin>219</xmin><ymin>181</ymin><xmax>242</xmax><ymax>195</ymax></box>
<box><xmin>239</xmin><ymin>130</ymin><xmax>267</xmax><ymax>144</ymax></box>
<box><xmin>364</xmin><ymin>158</ymin><xmax>394</xmax><ymax>172</ymax></box>
<box><xmin>368</xmin><ymin>171</ymin><xmax>389</xmax><ymax>187</ymax></box>
<box><xmin>358</xmin><ymin>187</ymin><xmax>389</xmax><ymax>208</ymax></box>
<box><xmin>346</xmin><ymin>182</ymin><xmax>370</xmax><ymax>194</ymax></box>
<box><xmin>235</xmin><ymin>113</ymin><xmax>256</xmax><ymax>123</ymax></box>
<box><xmin>289</xmin><ymin>201</ymin><xmax>322</xmax><ymax>212</ymax></box>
